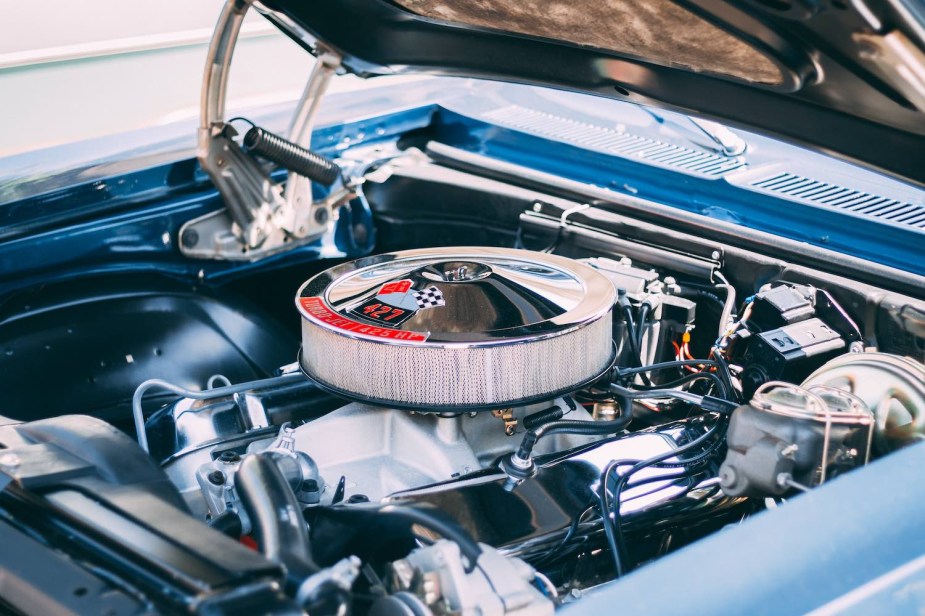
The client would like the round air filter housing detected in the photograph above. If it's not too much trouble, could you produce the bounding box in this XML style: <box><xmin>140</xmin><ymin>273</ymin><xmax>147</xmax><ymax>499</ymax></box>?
<box><xmin>296</xmin><ymin>247</ymin><xmax>616</xmax><ymax>410</ymax></box>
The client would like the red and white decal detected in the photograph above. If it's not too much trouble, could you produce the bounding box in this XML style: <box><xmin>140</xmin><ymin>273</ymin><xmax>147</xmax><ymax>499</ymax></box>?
<box><xmin>377</xmin><ymin>279</ymin><xmax>412</xmax><ymax>295</ymax></box>
<box><xmin>300</xmin><ymin>297</ymin><xmax>429</xmax><ymax>341</ymax></box>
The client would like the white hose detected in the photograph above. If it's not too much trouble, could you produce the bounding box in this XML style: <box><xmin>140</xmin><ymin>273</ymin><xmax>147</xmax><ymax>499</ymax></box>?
<box><xmin>207</xmin><ymin>374</ymin><xmax>232</xmax><ymax>389</ymax></box>
<box><xmin>713</xmin><ymin>271</ymin><xmax>737</xmax><ymax>339</ymax></box>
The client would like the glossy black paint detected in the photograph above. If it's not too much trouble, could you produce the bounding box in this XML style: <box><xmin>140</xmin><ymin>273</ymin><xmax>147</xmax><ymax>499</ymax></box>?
<box><xmin>262</xmin><ymin>0</ymin><xmax>925</xmax><ymax>185</ymax></box>
<box><xmin>0</xmin><ymin>275</ymin><xmax>295</xmax><ymax>430</ymax></box>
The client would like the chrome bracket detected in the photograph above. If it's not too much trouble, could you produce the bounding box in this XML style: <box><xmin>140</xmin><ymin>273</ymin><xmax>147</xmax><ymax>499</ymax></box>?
<box><xmin>182</xmin><ymin>0</ymin><xmax>345</xmax><ymax>260</ymax></box>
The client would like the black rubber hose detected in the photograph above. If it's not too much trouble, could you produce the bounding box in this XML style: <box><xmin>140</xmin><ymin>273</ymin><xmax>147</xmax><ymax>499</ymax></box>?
<box><xmin>234</xmin><ymin>454</ymin><xmax>319</xmax><ymax>582</ymax></box>
<box><xmin>610</xmin><ymin>383</ymin><xmax>738</xmax><ymax>415</ymax></box>
<box><xmin>208</xmin><ymin>510</ymin><xmax>243</xmax><ymax>539</ymax></box>
<box><xmin>631</xmin><ymin>370</ymin><xmax>728</xmax><ymax>398</ymax></box>
<box><xmin>620</xmin><ymin>304</ymin><xmax>652</xmax><ymax>386</ymax></box>
<box><xmin>616</xmin><ymin>359</ymin><xmax>721</xmax><ymax>377</ymax></box>
<box><xmin>377</xmin><ymin>504</ymin><xmax>483</xmax><ymax>573</ymax></box>
<box><xmin>515</xmin><ymin>402</ymin><xmax>634</xmax><ymax>461</ymax></box>
<box><xmin>243</xmin><ymin>125</ymin><xmax>341</xmax><ymax>186</ymax></box>
<box><xmin>523</xmin><ymin>405</ymin><xmax>566</xmax><ymax>431</ymax></box>
<box><xmin>677</xmin><ymin>287</ymin><xmax>725</xmax><ymax>308</ymax></box>
<box><xmin>635</xmin><ymin>303</ymin><xmax>651</xmax><ymax>353</ymax></box>
<box><xmin>710</xmin><ymin>349</ymin><xmax>740</xmax><ymax>403</ymax></box>
<box><xmin>605</xmin><ymin>418</ymin><xmax>728</xmax><ymax>574</ymax></box>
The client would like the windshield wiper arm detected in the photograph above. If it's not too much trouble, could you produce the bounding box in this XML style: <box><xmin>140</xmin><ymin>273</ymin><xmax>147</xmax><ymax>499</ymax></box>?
<box><xmin>687</xmin><ymin>117</ymin><xmax>748</xmax><ymax>156</ymax></box>
<box><xmin>632</xmin><ymin>104</ymin><xmax>748</xmax><ymax>157</ymax></box>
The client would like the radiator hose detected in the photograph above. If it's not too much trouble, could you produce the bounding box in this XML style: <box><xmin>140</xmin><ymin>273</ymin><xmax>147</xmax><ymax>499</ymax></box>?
<box><xmin>234</xmin><ymin>454</ymin><xmax>319</xmax><ymax>585</ymax></box>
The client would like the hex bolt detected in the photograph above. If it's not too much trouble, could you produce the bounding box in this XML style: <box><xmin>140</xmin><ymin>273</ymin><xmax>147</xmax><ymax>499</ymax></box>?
<box><xmin>718</xmin><ymin>465</ymin><xmax>736</xmax><ymax>489</ymax></box>
<box><xmin>181</xmin><ymin>228</ymin><xmax>199</xmax><ymax>248</ymax></box>
<box><xmin>352</xmin><ymin>223</ymin><xmax>368</xmax><ymax>244</ymax></box>
<box><xmin>207</xmin><ymin>470</ymin><xmax>226</xmax><ymax>486</ymax></box>
<box><xmin>301</xmin><ymin>479</ymin><xmax>320</xmax><ymax>492</ymax></box>
<box><xmin>0</xmin><ymin>454</ymin><xmax>21</xmax><ymax>469</ymax></box>
<box><xmin>219</xmin><ymin>451</ymin><xmax>241</xmax><ymax>464</ymax></box>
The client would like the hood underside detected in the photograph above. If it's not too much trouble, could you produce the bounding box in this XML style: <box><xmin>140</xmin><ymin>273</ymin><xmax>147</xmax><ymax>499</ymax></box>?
<box><xmin>392</xmin><ymin>0</ymin><xmax>787</xmax><ymax>86</ymax></box>
<box><xmin>259</xmin><ymin>0</ymin><xmax>925</xmax><ymax>186</ymax></box>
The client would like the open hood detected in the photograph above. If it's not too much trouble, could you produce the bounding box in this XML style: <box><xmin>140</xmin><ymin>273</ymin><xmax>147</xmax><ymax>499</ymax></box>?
<box><xmin>258</xmin><ymin>0</ymin><xmax>925</xmax><ymax>186</ymax></box>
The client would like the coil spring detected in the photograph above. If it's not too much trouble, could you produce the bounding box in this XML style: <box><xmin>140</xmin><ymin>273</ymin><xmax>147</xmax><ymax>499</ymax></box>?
<box><xmin>243</xmin><ymin>125</ymin><xmax>341</xmax><ymax>186</ymax></box>
<box><xmin>522</xmin><ymin>405</ymin><xmax>566</xmax><ymax>430</ymax></box>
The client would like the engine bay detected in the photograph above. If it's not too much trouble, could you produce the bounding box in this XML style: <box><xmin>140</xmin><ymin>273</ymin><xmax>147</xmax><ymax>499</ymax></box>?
<box><xmin>1</xmin><ymin>145</ymin><xmax>925</xmax><ymax>614</ymax></box>
<box><xmin>146</xmin><ymin>226</ymin><xmax>925</xmax><ymax>613</ymax></box>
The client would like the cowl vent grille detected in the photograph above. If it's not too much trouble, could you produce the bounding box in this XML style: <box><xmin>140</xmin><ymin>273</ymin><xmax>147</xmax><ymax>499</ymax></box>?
<box><xmin>751</xmin><ymin>172</ymin><xmax>925</xmax><ymax>229</ymax></box>
<box><xmin>481</xmin><ymin>105</ymin><xmax>746</xmax><ymax>178</ymax></box>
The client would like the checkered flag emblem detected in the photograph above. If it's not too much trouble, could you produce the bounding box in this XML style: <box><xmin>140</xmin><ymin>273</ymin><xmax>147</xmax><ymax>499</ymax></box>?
<box><xmin>412</xmin><ymin>286</ymin><xmax>445</xmax><ymax>309</ymax></box>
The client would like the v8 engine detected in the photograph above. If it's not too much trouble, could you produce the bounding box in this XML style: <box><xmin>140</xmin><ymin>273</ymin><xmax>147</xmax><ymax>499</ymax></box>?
<box><xmin>130</xmin><ymin>246</ymin><xmax>924</xmax><ymax>615</ymax></box>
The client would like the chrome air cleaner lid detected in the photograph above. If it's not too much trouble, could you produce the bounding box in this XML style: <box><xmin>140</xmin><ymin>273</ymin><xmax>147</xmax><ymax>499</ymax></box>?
<box><xmin>296</xmin><ymin>247</ymin><xmax>616</xmax><ymax>409</ymax></box>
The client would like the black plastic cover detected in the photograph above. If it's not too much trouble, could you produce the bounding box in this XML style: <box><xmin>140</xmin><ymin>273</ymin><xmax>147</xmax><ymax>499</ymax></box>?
<box><xmin>0</xmin><ymin>414</ymin><xmax>295</xmax><ymax>613</ymax></box>
<box><xmin>740</xmin><ymin>317</ymin><xmax>845</xmax><ymax>396</ymax></box>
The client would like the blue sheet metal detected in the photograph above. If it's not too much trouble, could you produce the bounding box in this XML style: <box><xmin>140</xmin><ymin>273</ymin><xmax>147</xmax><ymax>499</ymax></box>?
<box><xmin>0</xmin><ymin>86</ymin><xmax>921</xmax><ymax>294</ymax></box>
<box><xmin>428</xmin><ymin>109</ymin><xmax>924</xmax><ymax>277</ymax></box>
<box><xmin>0</xmin><ymin>106</ymin><xmax>436</xmax><ymax>296</ymax></box>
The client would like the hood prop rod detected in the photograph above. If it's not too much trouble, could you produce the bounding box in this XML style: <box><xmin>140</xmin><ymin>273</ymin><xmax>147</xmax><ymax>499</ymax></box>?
<box><xmin>179</xmin><ymin>0</ymin><xmax>346</xmax><ymax>261</ymax></box>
